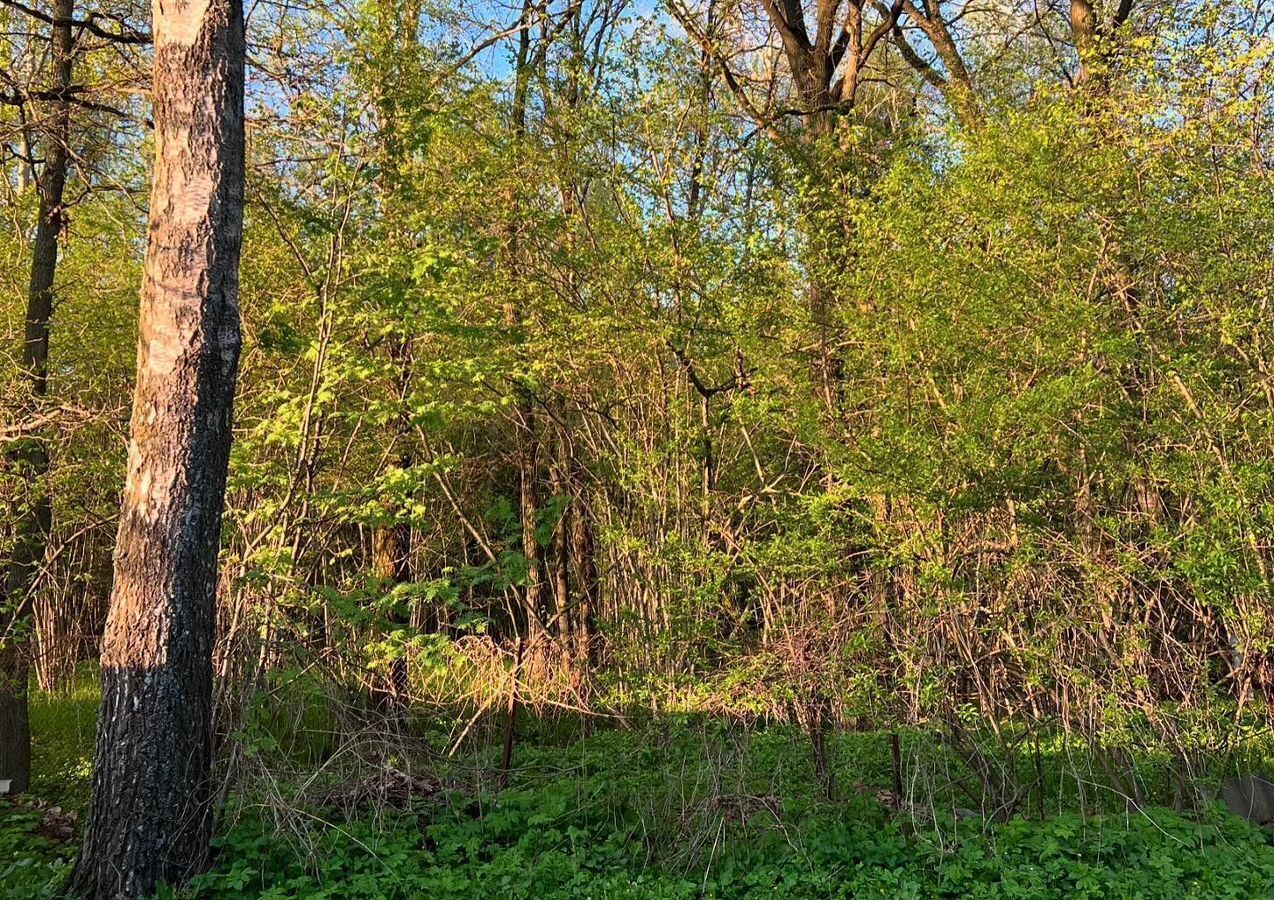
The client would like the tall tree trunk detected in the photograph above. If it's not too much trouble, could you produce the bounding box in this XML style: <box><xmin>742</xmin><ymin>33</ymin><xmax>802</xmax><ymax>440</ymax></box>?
<box><xmin>372</xmin><ymin>455</ymin><xmax>412</xmax><ymax>713</ymax></box>
<box><xmin>367</xmin><ymin>0</ymin><xmax>421</xmax><ymax>711</ymax></box>
<box><xmin>0</xmin><ymin>0</ymin><xmax>74</xmax><ymax>798</ymax></box>
<box><xmin>569</xmin><ymin>455</ymin><xmax>597</xmax><ymax>673</ymax></box>
<box><xmin>508</xmin><ymin>0</ymin><xmax>545</xmax><ymax>647</ymax></box>
<box><xmin>69</xmin><ymin>1</ymin><xmax>246</xmax><ymax>895</ymax></box>
<box><xmin>1069</xmin><ymin>0</ymin><xmax>1135</xmax><ymax>86</ymax></box>
<box><xmin>550</xmin><ymin>421</ymin><xmax>571</xmax><ymax>649</ymax></box>
<box><xmin>517</xmin><ymin>409</ymin><xmax>546</xmax><ymax>642</ymax></box>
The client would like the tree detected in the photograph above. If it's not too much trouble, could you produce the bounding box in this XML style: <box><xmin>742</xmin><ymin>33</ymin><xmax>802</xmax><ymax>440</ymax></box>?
<box><xmin>68</xmin><ymin>0</ymin><xmax>246</xmax><ymax>895</ymax></box>
<box><xmin>1070</xmin><ymin>0</ymin><xmax>1136</xmax><ymax>84</ymax></box>
<box><xmin>0</xmin><ymin>0</ymin><xmax>73</xmax><ymax>799</ymax></box>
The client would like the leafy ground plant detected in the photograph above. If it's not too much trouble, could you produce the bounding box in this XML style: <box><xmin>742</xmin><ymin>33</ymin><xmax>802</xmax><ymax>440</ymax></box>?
<box><xmin>8</xmin><ymin>683</ymin><xmax>1274</xmax><ymax>899</ymax></box>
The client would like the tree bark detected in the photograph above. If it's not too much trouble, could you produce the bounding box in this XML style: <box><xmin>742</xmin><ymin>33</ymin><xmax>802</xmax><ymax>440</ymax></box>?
<box><xmin>550</xmin><ymin>422</ymin><xmax>571</xmax><ymax>647</ymax></box>
<box><xmin>569</xmin><ymin>456</ymin><xmax>597</xmax><ymax>672</ymax></box>
<box><xmin>517</xmin><ymin>408</ymin><xmax>546</xmax><ymax>642</ymax></box>
<box><xmin>69</xmin><ymin>0</ymin><xmax>245</xmax><ymax>895</ymax></box>
<box><xmin>0</xmin><ymin>0</ymin><xmax>74</xmax><ymax>799</ymax></box>
<box><xmin>372</xmin><ymin>473</ymin><xmax>411</xmax><ymax>712</ymax></box>
<box><xmin>508</xmin><ymin>0</ymin><xmax>546</xmax><ymax>648</ymax></box>
<box><xmin>1069</xmin><ymin>0</ymin><xmax>1135</xmax><ymax>85</ymax></box>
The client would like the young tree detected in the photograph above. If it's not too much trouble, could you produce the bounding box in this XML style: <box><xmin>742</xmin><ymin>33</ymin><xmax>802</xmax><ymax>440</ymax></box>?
<box><xmin>0</xmin><ymin>0</ymin><xmax>73</xmax><ymax>799</ymax></box>
<box><xmin>68</xmin><ymin>0</ymin><xmax>246</xmax><ymax>895</ymax></box>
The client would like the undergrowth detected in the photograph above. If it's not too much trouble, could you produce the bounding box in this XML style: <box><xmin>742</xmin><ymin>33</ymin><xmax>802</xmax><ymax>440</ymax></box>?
<box><xmin>6</xmin><ymin>675</ymin><xmax>1274</xmax><ymax>898</ymax></box>
<box><xmin>187</xmin><ymin>801</ymin><xmax>1274</xmax><ymax>899</ymax></box>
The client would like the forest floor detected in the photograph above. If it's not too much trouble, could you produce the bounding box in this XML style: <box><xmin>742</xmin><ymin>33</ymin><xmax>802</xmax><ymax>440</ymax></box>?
<box><xmin>5</xmin><ymin>671</ymin><xmax>1274</xmax><ymax>898</ymax></box>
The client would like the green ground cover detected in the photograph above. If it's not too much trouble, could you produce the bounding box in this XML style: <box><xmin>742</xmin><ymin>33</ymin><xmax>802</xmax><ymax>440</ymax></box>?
<box><xmin>5</xmin><ymin>674</ymin><xmax>1274</xmax><ymax>899</ymax></box>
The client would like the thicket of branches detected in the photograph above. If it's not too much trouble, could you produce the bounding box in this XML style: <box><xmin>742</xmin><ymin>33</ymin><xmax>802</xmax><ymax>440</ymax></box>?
<box><xmin>3</xmin><ymin>0</ymin><xmax>1274</xmax><ymax>819</ymax></box>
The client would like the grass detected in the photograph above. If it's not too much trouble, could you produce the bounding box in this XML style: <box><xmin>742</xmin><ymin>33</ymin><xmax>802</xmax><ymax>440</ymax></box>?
<box><xmin>5</xmin><ymin>671</ymin><xmax>1274</xmax><ymax>898</ymax></box>
<box><xmin>27</xmin><ymin>669</ymin><xmax>98</xmax><ymax>807</ymax></box>
<box><xmin>0</xmin><ymin>668</ymin><xmax>96</xmax><ymax>898</ymax></box>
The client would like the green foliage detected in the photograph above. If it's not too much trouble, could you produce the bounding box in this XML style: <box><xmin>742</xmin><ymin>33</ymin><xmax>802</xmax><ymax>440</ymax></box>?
<box><xmin>26</xmin><ymin>666</ymin><xmax>98</xmax><ymax>808</ymax></box>
<box><xmin>0</xmin><ymin>803</ymin><xmax>71</xmax><ymax>899</ymax></box>
<box><xmin>181</xmin><ymin>725</ymin><xmax>1274</xmax><ymax>899</ymax></box>
<box><xmin>0</xmin><ymin>671</ymin><xmax>95</xmax><ymax>899</ymax></box>
<box><xmin>8</xmin><ymin>2</ymin><xmax>1274</xmax><ymax>898</ymax></box>
<box><xmin>12</xmin><ymin>682</ymin><xmax>1274</xmax><ymax>899</ymax></box>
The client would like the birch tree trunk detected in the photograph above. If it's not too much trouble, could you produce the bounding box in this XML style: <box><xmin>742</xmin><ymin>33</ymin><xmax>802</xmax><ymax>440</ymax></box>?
<box><xmin>69</xmin><ymin>0</ymin><xmax>245</xmax><ymax>895</ymax></box>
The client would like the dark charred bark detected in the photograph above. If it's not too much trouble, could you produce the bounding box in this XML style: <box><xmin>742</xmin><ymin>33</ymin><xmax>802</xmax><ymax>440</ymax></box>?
<box><xmin>0</xmin><ymin>0</ymin><xmax>74</xmax><ymax>799</ymax></box>
<box><xmin>69</xmin><ymin>1</ymin><xmax>245</xmax><ymax>896</ymax></box>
